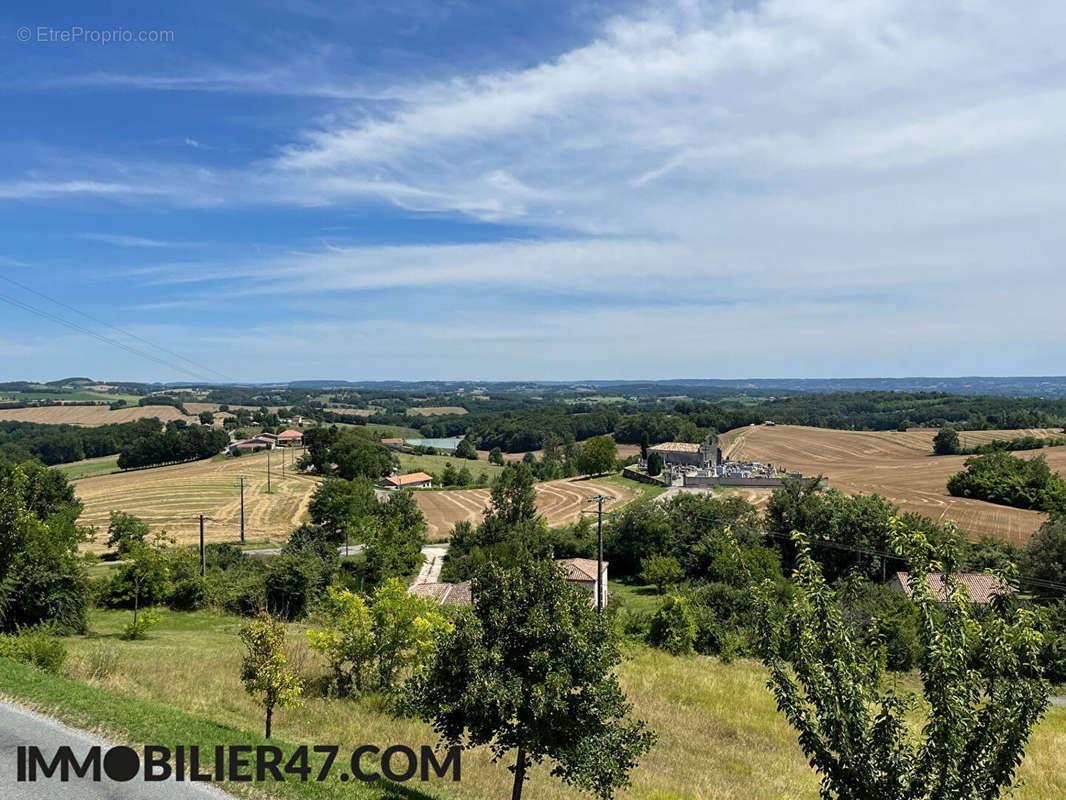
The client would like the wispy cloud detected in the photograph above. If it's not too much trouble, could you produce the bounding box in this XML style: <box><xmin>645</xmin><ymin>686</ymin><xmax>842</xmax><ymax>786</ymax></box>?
<box><xmin>78</xmin><ymin>233</ymin><xmax>181</xmax><ymax>248</ymax></box>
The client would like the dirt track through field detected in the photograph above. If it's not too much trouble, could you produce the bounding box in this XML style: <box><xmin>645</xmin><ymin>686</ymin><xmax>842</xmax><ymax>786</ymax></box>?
<box><xmin>722</xmin><ymin>425</ymin><xmax>1066</xmax><ymax>544</ymax></box>
<box><xmin>414</xmin><ymin>477</ymin><xmax>636</xmax><ymax>538</ymax></box>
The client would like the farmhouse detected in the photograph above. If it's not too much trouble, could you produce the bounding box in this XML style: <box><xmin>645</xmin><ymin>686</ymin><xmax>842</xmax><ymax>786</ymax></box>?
<box><xmin>227</xmin><ymin>435</ymin><xmax>277</xmax><ymax>454</ymax></box>
<box><xmin>649</xmin><ymin>433</ymin><xmax>720</xmax><ymax>468</ymax></box>
<box><xmin>557</xmin><ymin>557</ymin><xmax>608</xmax><ymax>607</ymax></box>
<box><xmin>890</xmin><ymin>572</ymin><xmax>1014</xmax><ymax>605</ymax></box>
<box><xmin>378</xmin><ymin>472</ymin><xmax>433</xmax><ymax>490</ymax></box>
<box><xmin>409</xmin><ymin>558</ymin><xmax>607</xmax><ymax>607</ymax></box>
<box><xmin>277</xmin><ymin>429</ymin><xmax>303</xmax><ymax>446</ymax></box>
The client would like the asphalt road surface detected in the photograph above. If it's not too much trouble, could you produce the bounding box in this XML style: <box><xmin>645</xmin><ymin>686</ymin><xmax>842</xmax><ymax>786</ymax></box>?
<box><xmin>0</xmin><ymin>701</ymin><xmax>237</xmax><ymax>800</ymax></box>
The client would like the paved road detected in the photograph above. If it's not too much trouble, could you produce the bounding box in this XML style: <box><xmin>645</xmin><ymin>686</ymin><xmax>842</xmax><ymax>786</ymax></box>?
<box><xmin>413</xmin><ymin>544</ymin><xmax>449</xmax><ymax>584</ymax></box>
<box><xmin>0</xmin><ymin>701</ymin><xmax>237</xmax><ymax>799</ymax></box>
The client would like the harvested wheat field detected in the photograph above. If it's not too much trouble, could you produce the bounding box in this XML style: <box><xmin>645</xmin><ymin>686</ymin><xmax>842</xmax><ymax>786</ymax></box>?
<box><xmin>407</xmin><ymin>405</ymin><xmax>468</xmax><ymax>416</ymax></box>
<box><xmin>722</xmin><ymin>425</ymin><xmax>1066</xmax><ymax>544</ymax></box>
<box><xmin>75</xmin><ymin>449</ymin><xmax>319</xmax><ymax>551</ymax></box>
<box><xmin>0</xmin><ymin>404</ymin><xmax>188</xmax><ymax>426</ymax></box>
<box><xmin>415</xmin><ymin>476</ymin><xmax>637</xmax><ymax>538</ymax></box>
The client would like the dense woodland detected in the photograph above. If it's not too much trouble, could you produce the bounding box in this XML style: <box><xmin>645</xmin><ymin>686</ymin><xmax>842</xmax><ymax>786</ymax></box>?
<box><xmin>0</xmin><ymin>418</ymin><xmax>165</xmax><ymax>465</ymax></box>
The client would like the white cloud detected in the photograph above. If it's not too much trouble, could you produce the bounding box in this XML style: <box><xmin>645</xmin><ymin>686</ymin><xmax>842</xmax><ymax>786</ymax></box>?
<box><xmin>5</xmin><ymin>0</ymin><xmax>1066</xmax><ymax>377</ymax></box>
<box><xmin>79</xmin><ymin>233</ymin><xmax>179</xmax><ymax>248</ymax></box>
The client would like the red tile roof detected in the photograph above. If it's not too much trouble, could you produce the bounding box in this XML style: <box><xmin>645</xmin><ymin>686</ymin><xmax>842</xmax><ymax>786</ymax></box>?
<box><xmin>893</xmin><ymin>572</ymin><xmax>1014</xmax><ymax>604</ymax></box>
<box><xmin>557</xmin><ymin>557</ymin><xmax>607</xmax><ymax>582</ymax></box>
<box><xmin>278</xmin><ymin>429</ymin><xmax>303</xmax><ymax>438</ymax></box>
<box><xmin>381</xmin><ymin>472</ymin><xmax>433</xmax><ymax>487</ymax></box>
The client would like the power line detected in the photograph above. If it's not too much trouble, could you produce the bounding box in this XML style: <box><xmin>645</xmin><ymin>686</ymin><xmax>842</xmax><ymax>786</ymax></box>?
<box><xmin>0</xmin><ymin>276</ymin><xmax>230</xmax><ymax>383</ymax></box>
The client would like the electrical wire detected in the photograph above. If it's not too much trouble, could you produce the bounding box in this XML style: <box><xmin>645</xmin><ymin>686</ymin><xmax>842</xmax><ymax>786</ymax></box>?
<box><xmin>0</xmin><ymin>288</ymin><xmax>222</xmax><ymax>384</ymax></box>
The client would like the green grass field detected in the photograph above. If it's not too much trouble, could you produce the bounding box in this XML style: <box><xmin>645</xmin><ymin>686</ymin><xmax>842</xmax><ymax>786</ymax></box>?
<box><xmin>6</xmin><ymin>606</ymin><xmax>1066</xmax><ymax>799</ymax></box>
<box><xmin>367</xmin><ymin>423</ymin><xmax>423</xmax><ymax>439</ymax></box>
<box><xmin>607</xmin><ymin>579</ymin><xmax>662</xmax><ymax>614</ymax></box>
<box><xmin>392</xmin><ymin>452</ymin><xmax>503</xmax><ymax>481</ymax></box>
<box><xmin>599</xmin><ymin>473</ymin><xmax>669</xmax><ymax>504</ymax></box>
<box><xmin>55</xmin><ymin>454</ymin><xmax>122</xmax><ymax>481</ymax></box>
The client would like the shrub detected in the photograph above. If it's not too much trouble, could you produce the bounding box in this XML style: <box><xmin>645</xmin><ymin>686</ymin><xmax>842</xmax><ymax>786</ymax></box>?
<box><xmin>168</xmin><ymin>576</ymin><xmax>207</xmax><ymax>611</ymax></box>
<box><xmin>0</xmin><ymin>629</ymin><xmax>67</xmax><ymax>673</ymax></box>
<box><xmin>648</xmin><ymin>593</ymin><xmax>696</xmax><ymax>655</ymax></box>
<box><xmin>121</xmin><ymin>608</ymin><xmax>160</xmax><ymax>640</ymax></box>
<box><xmin>207</xmin><ymin>568</ymin><xmax>265</xmax><ymax>616</ymax></box>
<box><xmin>205</xmin><ymin>543</ymin><xmax>247</xmax><ymax>571</ymax></box>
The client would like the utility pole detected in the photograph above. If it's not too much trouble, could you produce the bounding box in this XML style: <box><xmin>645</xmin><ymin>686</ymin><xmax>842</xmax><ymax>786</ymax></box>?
<box><xmin>267</xmin><ymin>448</ymin><xmax>272</xmax><ymax>493</ymax></box>
<box><xmin>233</xmin><ymin>476</ymin><xmax>247</xmax><ymax>543</ymax></box>
<box><xmin>583</xmin><ymin>495</ymin><xmax>614</xmax><ymax>611</ymax></box>
<box><xmin>199</xmin><ymin>514</ymin><xmax>205</xmax><ymax>577</ymax></box>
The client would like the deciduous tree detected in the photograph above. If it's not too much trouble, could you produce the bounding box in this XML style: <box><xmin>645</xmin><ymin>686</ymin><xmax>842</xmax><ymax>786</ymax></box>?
<box><xmin>239</xmin><ymin>613</ymin><xmax>303</xmax><ymax>739</ymax></box>
<box><xmin>755</xmin><ymin>522</ymin><xmax>1047</xmax><ymax>800</ymax></box>
<box><xmin>410</xmin><ymin>559</ymin><xmax>655</xmax><ymax>800</ymax></box>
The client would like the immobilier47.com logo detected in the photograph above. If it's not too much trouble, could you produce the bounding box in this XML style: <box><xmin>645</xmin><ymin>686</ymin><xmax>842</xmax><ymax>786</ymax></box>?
<box><xmin>17</xmin><ymin>743</ymin><xmax>461</xmax><ymax>784</ymax></box>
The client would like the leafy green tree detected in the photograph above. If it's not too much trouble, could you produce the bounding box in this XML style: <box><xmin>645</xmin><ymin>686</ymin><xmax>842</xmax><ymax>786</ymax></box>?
<box><xmin>308</xmin><ymin>581</ymin><xmax>450</xmax><ymax>696</ymax></box>
<box><xmin>198</xmin><ymin>410</ymin><xmax>214</xmax><ymax>425</ymax></box>
<box><xmin>440</xmin><ymin>463</ymin><xmax>459</xmax><ymax>487</ymax></box>
<box><xmin>331</xmin><ymin>431</ymin><xmax>394</xmax><ymax>480</ymax></box>
<box><xmin>239</xmin><ymin>613</ymin><xmax>303</xmax><ymax>739</ymax></box>
<box><xmin>947</xmin><ymin>452</ymin><xmax>1066</xmax><ymax>513</ymax></box>
<box><xmin>409</xmin><ymin>559</ymin><xmax>655</xmax><ymax>800</ymax></box>
<box><xmin>640</xmin><ymin>554</ymin><xmax>683</xmax><ymax>593</ymax></box>
<box><xmin>646</xmin><ymin>452</ymin><xmax>663</xmax><ymax>476</ymax></box>
<box><xmin>106</xmin><ymin>510</ymin><xmax>149</xmax><ymax>556</ymax></box>
<box><xmin>648</xmin><ymin>593</ymin><xmax>695</xmax><ymax>655</ymax></box>
<box><xmin>485</xmin><ymin>462</ymin><xmax>538</xmax><ymax>527</ymax></box>
<box><xmin>362</xmin><ymin>517</ymin><xmax>424</xmax><ymax>586</ymax></box>
<box><xmin>457</xmin><ymin>465</ymin><xmax>473</xmax><ymax>487</ymax></box>
<box><xmin>755</xmin><ymin>523</ymin><xmax>1047</xmax><ymax>800</ymax></box>
<box><xmin>455</xmin><ymin>438</ymin><xmax>478</xmax><ymax>460</ymax></box>
<box><xmin>933</xmin><ymin>426</ymin><xmax>962</xmax><ymax>455</ymax></box>
<box><xmin>370</xmin><ymin>578</ymin><xmax>451</xmax><ymax>688</ymax></box>
<box><xmin>489</xmin><ymin>447</ymin><xmax>504</xmax><ymax>466</ymax></box>
<box><xmin>307</xmin><ymin>586</ymin><xmax>376</xmax><ymax>695</ymax></box>
<box><xmin>118</xmin><ymin>531</ymin><xmax>174</xmax><ymax>639</ymax></box>
<box><xmin>577</xmin><ymin>435</ymin><xmax>617</xmax><ymax>476</ymax></box>
<box><xmin>640</xmin><ymin>432</ymin><xmax>650</xmax><ymax>461</ymax></box>
<box><xmin>307</xmin><ymin>478</ymin><xmax>377</xmax><ymax>540</ymax></box>
<box><xmin>0</xmin><ymin>463</ymin><xmax>89</xmax><ymax>634</ymax></box>
<box><xmin>676</xmin><ymin>421</ymin><xmax>701</xmax><ymax>443</ymax></box>
<box><xmin>1025</xmin><ymin>517</ymin><xmax>1066</xmax><ymax>586</ymax></box>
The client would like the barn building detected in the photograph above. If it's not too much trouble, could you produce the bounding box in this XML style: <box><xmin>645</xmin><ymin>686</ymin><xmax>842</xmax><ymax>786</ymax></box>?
<box><xmin>378</xmin><ymin>472</ymin><xmax>433</xmax><ymax>490</ymax></box>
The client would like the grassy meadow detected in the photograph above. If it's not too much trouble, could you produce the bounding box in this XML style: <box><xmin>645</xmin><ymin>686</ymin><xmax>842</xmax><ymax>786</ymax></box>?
<box><xmin>5</xmin><ymin>606</ymin><xmax>1066</xmax><ymax>800</ymax></box>
<box><xmin>56</xmin><ymin>454</ymin><xmax>121</xmax><ymax>481</ymax></box>
<box><xmin>392</xmin><ymin>452</ymin><xmax>504</xmax><ymax>482</ymax></box>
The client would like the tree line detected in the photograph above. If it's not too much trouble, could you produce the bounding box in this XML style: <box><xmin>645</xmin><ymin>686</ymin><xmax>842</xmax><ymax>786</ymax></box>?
<box><xmin>0</xmin><ymin>418</ymin><xmax>165</xmax><ymax>466</ymax></box>
<box><xmin>116</xmin><ymin>422</ymin><xmax>230</xmax><ymax>470</ymax></box>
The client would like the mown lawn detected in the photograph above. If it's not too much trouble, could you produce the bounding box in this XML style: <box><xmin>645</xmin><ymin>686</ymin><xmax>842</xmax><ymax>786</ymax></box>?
<box><xmin>4</xmin><ymin>608</ymin><xmax>1066</xmax><ymax>800</ymax></box>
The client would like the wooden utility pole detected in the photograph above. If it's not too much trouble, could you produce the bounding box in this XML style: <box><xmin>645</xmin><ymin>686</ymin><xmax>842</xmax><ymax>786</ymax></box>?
<box><xmin>583</xmin><ymin>495</ymin><xmax>614</xmax><ymax>611</ymax></box>
<box><xmin>233</xmin><ymin>476</ymin><xmax>247</xmax><ymax>543</ymax></box>
<box><xmin>199</xmin><ymin>514</ymin><xmax>206</xmax><ymax>577</ymax></box>
<box><xmin>267</xmin><ymin>449</ymin><xmax>272</xmax><ymax>493</ymax></box>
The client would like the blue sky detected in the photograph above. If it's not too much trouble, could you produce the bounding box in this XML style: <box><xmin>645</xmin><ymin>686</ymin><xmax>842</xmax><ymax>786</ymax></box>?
<box><xmin>2</xmin><ymin>0</ymin><xmax>1065</xmax><ymax>383</ymax></box>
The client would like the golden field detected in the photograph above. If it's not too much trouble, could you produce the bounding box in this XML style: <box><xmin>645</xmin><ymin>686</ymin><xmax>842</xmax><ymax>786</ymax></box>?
<box><xmin>722</xmin><ymin>425</ymin><xmax>1066</xmax><ymax>544</ymax></box>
